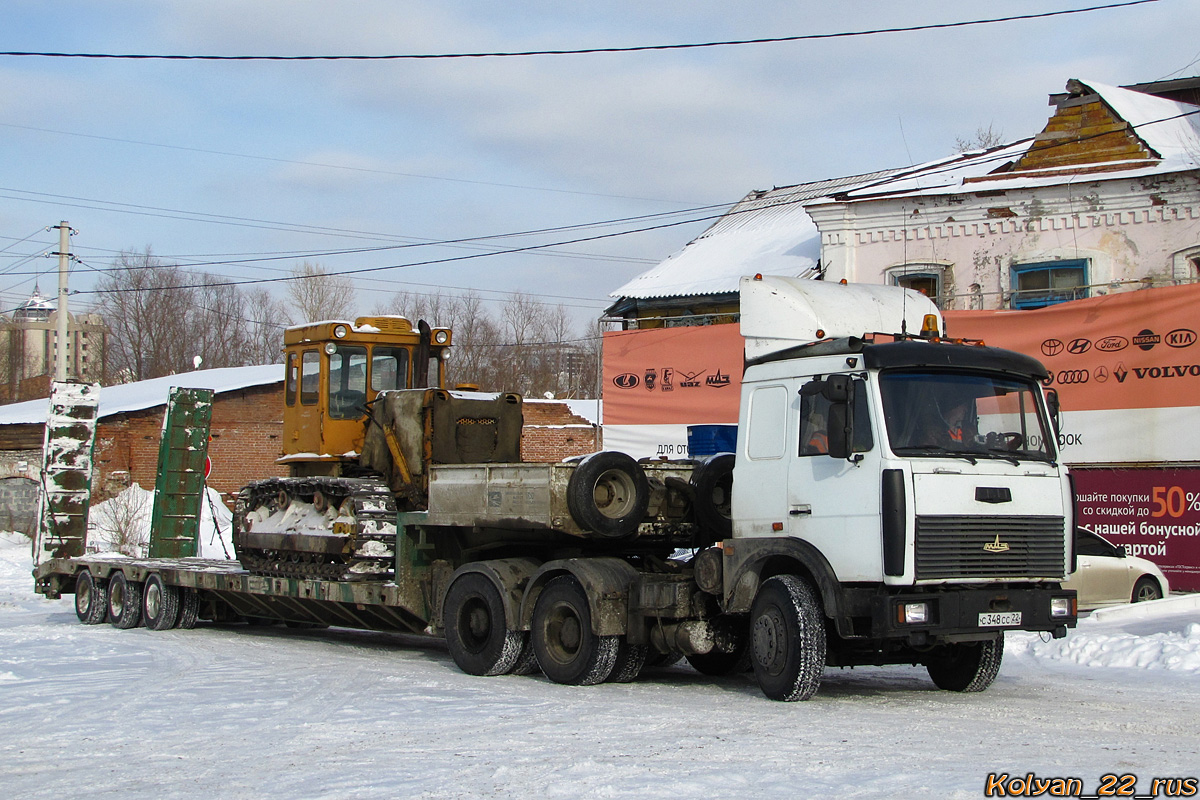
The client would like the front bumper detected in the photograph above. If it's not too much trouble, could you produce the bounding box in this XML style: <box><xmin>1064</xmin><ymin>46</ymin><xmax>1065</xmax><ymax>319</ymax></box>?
<box><xmin>872</xmin><ymin>585</ymin><xmax>1076</xmax><ymax>645</ymax></box>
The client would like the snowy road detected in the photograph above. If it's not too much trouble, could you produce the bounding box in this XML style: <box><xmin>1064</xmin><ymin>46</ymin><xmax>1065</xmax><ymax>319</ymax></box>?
<box><xmin>2</xmin><ymin>533</ymin><xmax>1197</xmax><ymax>799</ymax></box>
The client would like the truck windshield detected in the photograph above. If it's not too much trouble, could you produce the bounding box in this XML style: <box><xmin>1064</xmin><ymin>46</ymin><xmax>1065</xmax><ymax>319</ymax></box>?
<box><xmin>878</xmin><ymin>370</ymin><xmax>1055</xmax><ymax>463</ymax></box>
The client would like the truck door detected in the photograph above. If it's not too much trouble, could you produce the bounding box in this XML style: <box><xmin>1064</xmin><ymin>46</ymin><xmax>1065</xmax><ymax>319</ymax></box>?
<box><xmin>787</xmin><ymin>375</ymin><xmax>884</xmax><ymax>582</ymax></box>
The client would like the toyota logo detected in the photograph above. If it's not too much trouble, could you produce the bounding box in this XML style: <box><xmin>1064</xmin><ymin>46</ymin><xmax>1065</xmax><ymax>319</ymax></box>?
<box><xmin>1041</xmin><ymin>339</ymin><xmax>1064</xmax><ymax>357</ymax></box>
<box><xmin>1056</xmin><ymin>369</ymin><xmax>1090</xmax><ymax>385</ymax></box>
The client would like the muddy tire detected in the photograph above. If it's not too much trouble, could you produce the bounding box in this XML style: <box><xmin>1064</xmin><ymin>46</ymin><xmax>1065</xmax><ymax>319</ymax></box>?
<box><xmin>107</xmin><ymin>571</ymin><xmax>144</xmax><ymax>630</ymax></box>
<box><xmin>925</xmin><ymin>636</ymin><xmax>1004</xmax><ymax>692</ymax></box>
<box><xmin>566</xmin><ymin>452</ymin><xmax>649</xmax><ymax>539</ymax></box>
<box><xmin>691</xmin><ymin>452</ymin><xmax>735</xmax><ymax>542</ymax></box>
<box><xmin>510</xmin><ymin>634</ymin><xmax>540</xmax><ymax>675</ymax></box>
<box><xmin>176</xmin><ymin>588</ymin><xmax>200</xmax><ymax>630</ymax></box>
<box><xmin>532</xmin><ymin>575</ymin><xmax>618</xmax><ymax>685</ymax></box>
<box><xmin>74</xmin><ymin>570</ymin><xmax>109</xmax><ymax>625</ymax></box>
<box><xmin>444</xmin><ymin>573</ymin><xmax>524</xmax><ymax>676</ymax></box>
<box><xmin>142</xmin><ymin>574</ymin><xmax>181</xmax><ymax>631</ymax></box>
<box><xmin>749</xmin><ymin>575</ymin><xmax>826</xmax><ymax>701</ymax></box>
<box><xmin>608</xmin><ymin>639</ymin><xmax>648</xmax><ymax>683</ymax></box>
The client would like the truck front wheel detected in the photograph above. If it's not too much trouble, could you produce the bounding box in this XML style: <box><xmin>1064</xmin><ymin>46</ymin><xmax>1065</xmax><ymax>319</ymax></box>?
<box><xmin>749</xmin><ymin>575</ymin><xmax>826</xmax><ymax>701</ymax></box>
<box><xmin>443</xmin><ymin>573</ymin><xmax>525</xmax><ymax>676</ymax></box>
<box><xmin>924</xmin><ymin>636</ymin><xmax>1004</xmax><ymax>692</ymax></box>
<box><xmin>532</xmin><ymin>575</ymin><xmax>618</xmax><ymax>686</ymax></box>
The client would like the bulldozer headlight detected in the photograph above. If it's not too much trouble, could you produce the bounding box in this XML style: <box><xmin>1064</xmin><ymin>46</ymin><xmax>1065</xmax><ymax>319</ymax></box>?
<box><xmin>333</xmin><ymin>324</ymin><xmax>348</xmax><ymax>338</ymax></box>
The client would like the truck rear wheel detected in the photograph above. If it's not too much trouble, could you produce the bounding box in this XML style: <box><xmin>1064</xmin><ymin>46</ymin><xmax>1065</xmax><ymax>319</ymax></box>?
<box><xmin>142</xmin><ymin>574</ymin><xmax>181</xmax><ymax>631</ymax></box>
<box><xmin>749</xmin><ymin>575</ymin><xmax>826</xmax><ymax>701</ymax></box>
<box><xmin>107</xmin><ymin>571</ymin><xmax>144</xmax><ymax>629</ymax></box>
<box><xmin>74</xmin><ymin>570</ymin><xmax>108</xmax><ymax>625</ymax></box>
<box><xmin>925</xmin><ymin>636</ymin><xmax>1004</xmax><ymax>692</ymax></box>
<box><xmin>608</xmin><ymin>639</ymin><xmax>647</xmax><ymax>683</ymax></box>
<box><xmin>532</xmin><ymin>575</ymin><xmax>618</xmax><ymax>685</ymax></box>
<box><xmin>444</xmin><ymin>573</ymin><xmax>524</xmax><ymax>676</ymax></box>
<box><xmin>176</xmin><ymin>588</ymin><xmax>200</xmax><ymax>630</ymax></box>
<box><xmin>566</xmin><ymin>452</ymin><xmax>649</xmax><ymax>539</ymax></box>
<box><xmin>690</xmin><ymin>453</ymin><xmax>734</xmax><ymax>543</ymax></box>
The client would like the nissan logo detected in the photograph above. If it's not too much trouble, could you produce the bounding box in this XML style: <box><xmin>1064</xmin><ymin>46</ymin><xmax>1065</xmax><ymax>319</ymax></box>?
<box><xmin>612</xmin><ymin>373</ymin><xmax>640</xmax><ymax>389</ymax></box>
<box><xmin>1041</xmin><ymin>339</ymin><xmax>1064</xmax><ymax>357</ymax></box>
<box><xmin>1133</xmin><ymin>329</ymin><xmax>1160</xmax><ymax>351</ymax></box>
<box><xmin>1056</xmin><ymin>369</ymin><xmax>1090</xmax><ymax>385</ymax></box>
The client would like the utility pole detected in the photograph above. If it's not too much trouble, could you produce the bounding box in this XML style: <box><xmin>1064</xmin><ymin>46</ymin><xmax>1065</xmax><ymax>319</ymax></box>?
<box><xmin>53</xmin><ymin>221</ymin><xmax>71</xmax><ymax>382</ymax></box>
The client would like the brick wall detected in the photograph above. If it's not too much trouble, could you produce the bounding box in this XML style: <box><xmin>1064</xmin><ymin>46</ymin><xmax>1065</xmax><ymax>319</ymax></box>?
<box><xmin>520</xmin><ymin>401</ymin><xmax>600</xmax><ymax>463</ymax></box>
<box><xmin>94</xmin><ymin>384</ymin><xmax>287</xmax><ymax>504</ymax></box>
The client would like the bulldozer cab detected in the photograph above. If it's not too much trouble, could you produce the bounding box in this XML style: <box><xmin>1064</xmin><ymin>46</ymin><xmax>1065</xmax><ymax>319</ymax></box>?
<box><xmin>280</xmin><ymin>316</ymin><xmax>450</xmax><ymax>475</ymax></box>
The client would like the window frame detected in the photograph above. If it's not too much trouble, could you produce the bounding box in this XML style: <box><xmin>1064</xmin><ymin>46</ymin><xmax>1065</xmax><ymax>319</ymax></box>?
<box><xmin>1010</xmin><ymin>259</ymin><xmax>1089</xmax><ymax>309</ymax></box>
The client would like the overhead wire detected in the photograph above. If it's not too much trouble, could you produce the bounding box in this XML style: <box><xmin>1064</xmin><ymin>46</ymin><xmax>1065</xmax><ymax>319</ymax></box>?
<box><xmin>0</xmin><ymin>2</ymin><xmax>1158</xmax><ymax>61</ymax></box>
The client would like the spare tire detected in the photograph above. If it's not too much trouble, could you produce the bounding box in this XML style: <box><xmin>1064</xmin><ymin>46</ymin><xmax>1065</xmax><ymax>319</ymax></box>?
<box><xmin>566</xmin><ymin>451</ymin><xmax>649</xmax><ymax>538</ymax></box>
<box><xmin>691</xmin><ymin>452</ymin><xmax>735</xmax><ymax>542</ymax></box>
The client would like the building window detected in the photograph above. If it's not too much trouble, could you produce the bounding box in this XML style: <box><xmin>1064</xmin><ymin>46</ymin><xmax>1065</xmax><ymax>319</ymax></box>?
<box><xmin>1010</xmin><ymin>259</ymin><xmax>1088</xmax><ymax>309</ymax></box>
<box><xmin>886</xmin><ymin>264</ymin><xmax>946</xmax><ymax>308</ymax></box>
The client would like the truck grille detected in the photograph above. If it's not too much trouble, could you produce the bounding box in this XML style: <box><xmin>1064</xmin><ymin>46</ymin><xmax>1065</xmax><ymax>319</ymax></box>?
<box><xmin>914</xmin><ymin>515</ymin><xmax>1065</xmax><ymax>580</ymax></box>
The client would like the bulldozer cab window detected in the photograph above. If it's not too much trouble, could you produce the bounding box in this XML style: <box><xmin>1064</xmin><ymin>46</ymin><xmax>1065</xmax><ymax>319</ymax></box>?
<box><xmin>328</xmin><ymin>345</ymin><xmax>368</xmax><ymax>419</ymax></box>
<box><xmin>285</xmin><ymin>352</ymin><xmax>298</xmax><ymax>407</ymax></box>
<box><xmin>300</xmin><ymin>350</ymin><xmax>320</xmax><ymax>405</ymax></box>
<box><xmin>371</xmin><ymin>346</ymin><xmax>410</xmax><ymax>392</ymax></box>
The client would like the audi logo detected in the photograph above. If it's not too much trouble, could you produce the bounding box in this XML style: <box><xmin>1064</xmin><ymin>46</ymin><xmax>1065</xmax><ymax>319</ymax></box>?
<box><xmin>1056</xmin><ymin>369</ymin><xmax>1090</xmax><ymax>385</ymax></box>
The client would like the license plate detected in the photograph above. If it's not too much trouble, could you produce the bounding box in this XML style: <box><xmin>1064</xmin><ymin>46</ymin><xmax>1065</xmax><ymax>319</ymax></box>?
<box><xmin>978</xmin><ymin>611</ymin><xmax>1022</xmax><ymax>627</ymax></box>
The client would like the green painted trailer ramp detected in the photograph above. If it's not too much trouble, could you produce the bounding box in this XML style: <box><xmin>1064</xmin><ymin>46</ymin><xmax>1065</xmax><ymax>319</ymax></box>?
<box><xmin>34</xmin><ymin>381</ymin><xmax>101</xmax><ymax>565</ymax></box>
<box><xmin>148</xmin><ymin>387</ymin><xmax>214</xmax><ymax>558</ymax></box>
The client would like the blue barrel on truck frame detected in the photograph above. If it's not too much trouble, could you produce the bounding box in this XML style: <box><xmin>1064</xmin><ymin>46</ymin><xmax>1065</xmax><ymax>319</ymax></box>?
<box><xmin>687</xmin><ymin>425</ymin><xmax>738</xmax><ymax>458</ymax></box>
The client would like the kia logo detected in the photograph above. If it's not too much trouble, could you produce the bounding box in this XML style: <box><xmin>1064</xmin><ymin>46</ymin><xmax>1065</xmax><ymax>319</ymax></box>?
<box><xmin>1133</xmin><ymin>329</ymin><xmax>1160</xmax><ymax>351</ymax></box>
<box><xmin>1067</xmin><ymin>338</ymin><xmax>1092</xmax><ymax>355</ymax></box>
<box><xmin>1096</xmin><ymin>336</ymin><xmax>1128</xmax><ymax>352</ymax></box>
<box><xmin>612</xmin><ymin>373</ymin><xmax>640</xmax><ymax>389</ymax></box>
<box><xmin>1056</xmin><ymin>369</ymin><xmax>1090</xmax><ymax>385</ymax></box>
<box><xmin>1041</xmin><ymin>339</ymin><xmax>1064</xmax><ymax>357</ymax></box>
<box><xmin>1166</xmin><ymin>328</ymin><xmax>1197</xmax><ymax>348</ymax></box>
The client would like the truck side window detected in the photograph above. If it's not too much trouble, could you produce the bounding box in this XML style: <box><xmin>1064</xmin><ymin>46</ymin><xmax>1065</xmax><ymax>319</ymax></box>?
<box><xmin>300</xmin><ymin>350</ymin><xmax>320</xmax><ymax>406</ymax></box>
<box><xmin>798</xmin><ymin>380</ymin><xmax>874</xmax><ymax>456</ymax></box>
<box><xmin>328</xmin><ymin>345</ymin><xmax>368</xmax><ymax>419</ymax></box>
<box><xmin>746</xmin><ymin>385</ymin><xmax>788</xmax><ymax>460</ymax></box>
<box><xmin>371</xmin><ymin>346</ymin><xmax>410</xmax><ymax>391</ymax></box>
<box><xmin>285</xmin><ymin>352</ymin><xmax>297</xmax><ymax>407</ymax></box>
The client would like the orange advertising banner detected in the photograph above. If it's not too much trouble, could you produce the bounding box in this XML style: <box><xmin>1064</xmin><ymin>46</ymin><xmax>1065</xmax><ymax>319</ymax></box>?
<box><xmin>945</xmin><ymin>283</ymin><xmax>1200</xmax><ymax>412</ymax></box>
<box><xmin>602</xmin><ymin>325</ymin><xmax>744</xmax><ymax>426</ymax></box>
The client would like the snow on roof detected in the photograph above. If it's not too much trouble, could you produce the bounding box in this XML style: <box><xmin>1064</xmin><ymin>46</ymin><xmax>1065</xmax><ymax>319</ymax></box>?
<box><xmin>0</xmin><ymin>364</ymin><xmax>282</xmax><ymax>427</ymax></box>
<box><xmin>830</xmin><ymin>78</ymin><xmax>1200</xmax><ymax>203</ymax></box>
<box><xmin>610</xmin><ymin>170</ymin><xmax>902</xmax><ymax>301</ymax></box>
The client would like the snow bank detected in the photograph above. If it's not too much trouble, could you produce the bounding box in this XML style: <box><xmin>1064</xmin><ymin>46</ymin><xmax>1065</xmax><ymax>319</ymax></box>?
<box><xmin>86</xmin><ymin>483</ymin><xmax>234</xmax><ymax>559</ymax></box>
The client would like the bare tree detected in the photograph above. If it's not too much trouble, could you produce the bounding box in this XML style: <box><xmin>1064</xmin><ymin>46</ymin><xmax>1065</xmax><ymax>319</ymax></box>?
<box><xmin>285</xmin><ymin>262</ymin><xmax>357</xmax><ymax>324</ymax></box>
<box><xmin>244</xmin><ymin>288</ymin><xmax>289</xmax><ymax>365</ymax></box>
<box><xmin>955</xmin><ymin>123</ymin><xmax>1006</xmax><ymax>153</ymax></box>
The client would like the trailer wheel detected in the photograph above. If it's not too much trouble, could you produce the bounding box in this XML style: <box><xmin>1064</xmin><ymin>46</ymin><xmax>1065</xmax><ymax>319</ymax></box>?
<box><xmin>107</xmin><ymin>571</ymin><xmax>144</xmax><ymax>629</ymax></box>
<box><xmin>74</xmin><ymin>569</ymin><xmax>109</xmax><ymax>625</ymax></box>
<box><xmin>532</xmin><ymin>575</ymin><xmax>619</xmax><ymax>685</ymax></box>
<box><xmin>566</xmin><ymin>452</ymin><xmax>649</xmax><ymax>539</ymax></box>
<box><xmin>175</xmin><ymin>588</ymin><xmax>200</xmax><ymax>630</ymax></box>
<box><xmin>142</xmin><ymin>574</ymin><xmax>181</xmax><ymax>631</ymax></box>
<box><xmin>608</xmin><ymin>639</ymin><xmax>648</xmax><ymax>683</ymax></box>
<box><xmin>444</xmin><ymin>573</ymin><xmax>524</xmax><ymax>676</ymax></box>
<box><xmin>925</xmin><ymin>635</ymin><xmax>1004</xmax><ymax>692</ymax></box>
<box><xmin>690</xmin><ymin>453</ymin><xmax>734</xmax><ymax>542</ymax></box>
<box><xmin>749</xmin><ymin>575</ymin><xmax>826</xmax><ymax>701</ymax></box>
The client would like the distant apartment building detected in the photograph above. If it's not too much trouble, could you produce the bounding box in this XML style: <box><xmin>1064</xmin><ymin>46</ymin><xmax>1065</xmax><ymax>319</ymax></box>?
<box><xmin>1</xmin><ymin>288</ymin><xmax>107</xmax><ymax>403</ymax></box>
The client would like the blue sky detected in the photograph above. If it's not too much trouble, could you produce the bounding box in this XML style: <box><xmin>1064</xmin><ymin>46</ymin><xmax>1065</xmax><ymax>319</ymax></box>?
<box><xmin>0</xmin><ymin>0</ymin><xmax>1195</xmax><ymax>327</ymax></box>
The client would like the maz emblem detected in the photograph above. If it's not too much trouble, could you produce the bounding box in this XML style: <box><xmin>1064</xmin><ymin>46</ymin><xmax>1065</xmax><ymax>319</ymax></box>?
<box><xmin>983</xmin><ymin>534</ymin><xmax>1011</xmax><ymax>553</ymax></box>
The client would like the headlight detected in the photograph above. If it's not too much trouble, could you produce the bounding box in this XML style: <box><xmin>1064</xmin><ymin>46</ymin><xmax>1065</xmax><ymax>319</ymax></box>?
<box><xmin>333</xmin><ymin>324</ymin><xmax>348</xmax><ymax>339</ymax></box>
<box><xmin>1050</xmin><ymin>596</ymin><xmax>1075</xmax><ymax>617</ymax></box>
<box><xmin>323</xmin><ymin>342</ymin><xmax>337</xmax><ymax>355</ymax></box>
<box><xmin>433</xmin><ymin>329</ymin><xmax>449</xmax><ymax>344</ymax></box>
<box><xmin>900</xmin><ymin>602</ymin><xmax>929</xmax><ymax>624</ymax></box>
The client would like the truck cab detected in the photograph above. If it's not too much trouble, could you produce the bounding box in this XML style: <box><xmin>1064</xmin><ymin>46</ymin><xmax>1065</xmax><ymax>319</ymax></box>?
<box><xmin>280</xmin><ymin>316</ymin><xmax>451</xmax><ymax>476</ymax></box>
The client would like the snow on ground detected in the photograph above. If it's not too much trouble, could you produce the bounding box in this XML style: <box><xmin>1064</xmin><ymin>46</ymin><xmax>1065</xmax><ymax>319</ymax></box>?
<box><xmin>87</xmin><ymin>484</ymin><xmax>234</xmax><ymax>560</ymax></box>
<box><xmin>1</xmin><ymin>532</ymin><xmax>1197</xmax><ymax>799</ymax></box>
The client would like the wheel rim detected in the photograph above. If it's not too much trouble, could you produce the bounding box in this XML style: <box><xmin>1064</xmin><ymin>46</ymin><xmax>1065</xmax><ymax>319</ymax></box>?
<box><xmin>459</xmin><ymin>596</ymin><xmax>492</xmax><ymax>653</ymax></box>
<box><xmin>109</xmin><ymin>581</ymin><xmax>124</xmax><ymax>617</ymax></box>
<box><xmin>75</xmin><ymin>580</ymin><xmax>91</xmax><ymax>616</ymax></box>
<box><xmin>542</xmin><ymin>601</ymin><xmax>584</xmax><ymax>664</ymax></box>
<box><xmin>1135</xmin><ymin>582</ymin><xmax>1160</xmax><ymax>602</ymax></box>
<box><xmin>752</xmin><ymin>606</ymin><xmax>787</xmax><ymax>676</ymax></box>
<box><xmin>145</xmin><ymin>582</ymin><xmax>161</xmax><ymax>619</ymax></box>
<box><xmin>592</xmin><ymin>470</ymin><xmax>637</xmax><ymax>519</ymax></box>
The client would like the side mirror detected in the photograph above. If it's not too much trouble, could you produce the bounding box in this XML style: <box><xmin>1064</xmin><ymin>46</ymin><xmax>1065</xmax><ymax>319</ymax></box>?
<box><xmin>1116</xmin><ymin>544</ymin><xmax>1127</xmax><ymax>558</ymax></box>
<box><xmin>826</xmin><ymin>401</ymin><xmax>851</xmax><ymax>459</ymax></box>
<box><xmin>1045</xmin><ymin>388</ymin><xmax>1061</xmax><ymax>435</ymax></box>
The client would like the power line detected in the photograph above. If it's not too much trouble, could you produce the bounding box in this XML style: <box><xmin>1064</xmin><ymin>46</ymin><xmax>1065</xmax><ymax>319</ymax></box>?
<box><xmin>0</xmin><ymin>2</ymin><xmax>1158</xmax><ymax>61</ymax></box>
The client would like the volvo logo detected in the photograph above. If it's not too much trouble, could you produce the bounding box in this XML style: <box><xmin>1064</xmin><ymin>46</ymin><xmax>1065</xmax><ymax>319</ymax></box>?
<box><xmin>612</xmin><ymin>373</ymin><xmax>640</xmax><ymax>389</ymax></box>
<box><xmin>1096</xmin><ymin>336</ymin><xmax>1129</xmax><ymax>352</ymax></box>
<box><xmin>1056</xmin><ymin>369</ymin><xmax>1090</xmax><ymax>385</ymax></box>
<box><xmin>1041</xmin><ymin>339</ymin><xmax>1064</xmax><ymax>357</ymax></box>
<box><xmin>1166</xmin><ymin>328</ymin><xmax>1197</xmax><ymax>348</ymax></box>
<box><xmin>1067</xmin><ymin>338</ymin><xmax>1092</xmax><ymax>355</ymax></box>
